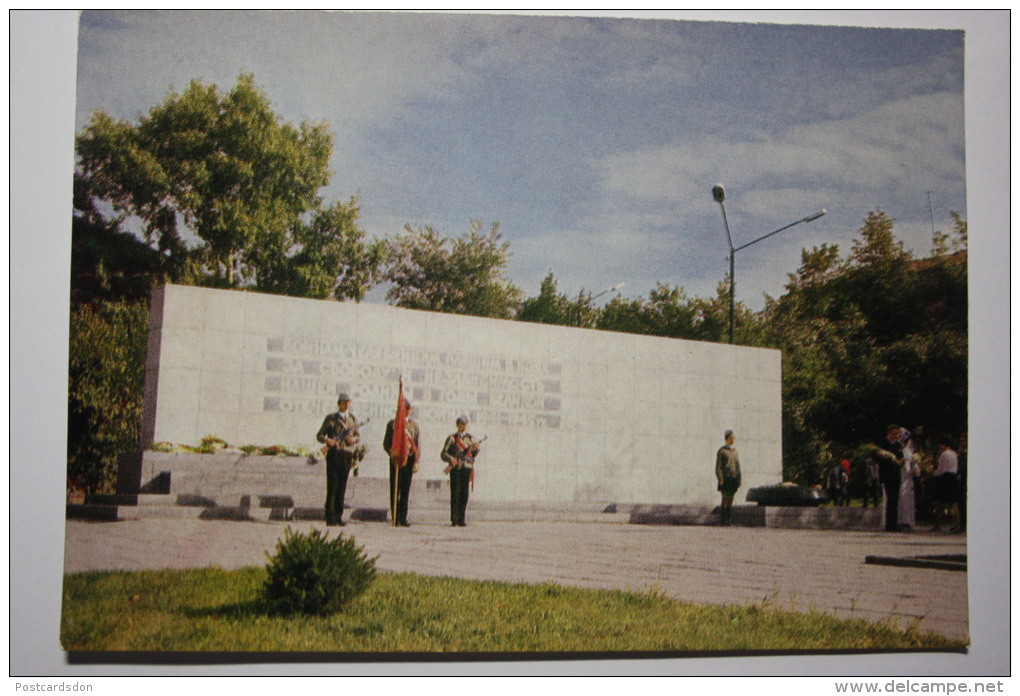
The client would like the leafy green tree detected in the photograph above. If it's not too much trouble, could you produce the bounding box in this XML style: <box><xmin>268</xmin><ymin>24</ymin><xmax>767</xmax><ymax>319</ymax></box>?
<box><xmin>688</xmin><ymin>278</ymin><xmax>762</xmax><ymax>344</ymax></box>
<box><xmin>849</xmin><ymin>210</ymin><xmax>908</xmax><ymax>268</ymax></box>
<box><xmin>761</xmin><ymin>212</ymin><xmax>967</xmax><ymax>484</ymax></box>
<box><xmin>949</xmin><ymin>211</ymin><xmax>968</xmax><ymax>252</ymax></box>
<box><xmin>518</xmin><ymin>272</ymin><xmax>573</xmax><ymax>325</ymax></box>
<box><xmin>261</xmin><ymin>197</ymin><xmax>387</xmax><ymax>302</ymax></box>
<box><xmin>595</xmin><ymin>295</ymin><xmax>654</xmax><ymax>334</ymax></box>
<box><xmin>67</xmin><ymin>300</ymin><xmax>149</xmax><ymax>495</ymax></box>
<box><xmin>71</xmin><ymin>176</ymin><xmax>166</xmax><ymax>305</ymax></box>
<box><xmin>385</xmin><ymin>220</ymin><xmax>523</xmax><ymax>318</ymax></box>
<box><xmin>76</xmin><ymin>73</ymin><xmax>384</xmax><ymax>296</ymax></box>
<box><xmin>596</xmin><ymin>283</ymin><xmax>699</xmax><ymax>338</ymax></box>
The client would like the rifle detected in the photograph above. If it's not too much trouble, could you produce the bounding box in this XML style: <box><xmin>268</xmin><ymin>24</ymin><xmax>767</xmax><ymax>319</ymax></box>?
<box><xmin>443</xmin><ymin>435</ymin><xmax>487</xmax><ymax>475</ymax></box>
<box><xmin>316</xmin><ymin>417</ymin><xmax>370</xmax><ymax>473</ymax></box>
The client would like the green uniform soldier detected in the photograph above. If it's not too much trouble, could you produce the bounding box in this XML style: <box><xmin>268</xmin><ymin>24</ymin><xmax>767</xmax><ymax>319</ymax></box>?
<box><xmin>715</xmin><ymin>429</ymin><xmax>742</xmax><ymax>526</ymax></box>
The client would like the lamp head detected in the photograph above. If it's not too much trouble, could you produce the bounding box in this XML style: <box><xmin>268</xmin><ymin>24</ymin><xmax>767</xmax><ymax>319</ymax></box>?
<box><xmin>711</xmin><ymin>184</ymin><xmax>726</xmax><ymax>203</ymax></box>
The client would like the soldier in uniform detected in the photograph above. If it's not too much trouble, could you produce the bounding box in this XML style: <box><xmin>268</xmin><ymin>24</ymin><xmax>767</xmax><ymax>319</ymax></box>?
<box><xmin>316</xmin><ymin>393</ymin><xmax>361</xmax><ymax>526</ymax></box>
<box><xmin>383</xmin><ymin>400</ymin><xmax>420</xmax><ymax>527</ymax></box>
<box><xmin>715</xmin><ymin>429</ymin><xmax>742</xmax><ymax>525</ymax></box>
<box><xmin>441</xmin><ymin>415</ymin><xmax>481</xmax><ymax>527</ymax></box>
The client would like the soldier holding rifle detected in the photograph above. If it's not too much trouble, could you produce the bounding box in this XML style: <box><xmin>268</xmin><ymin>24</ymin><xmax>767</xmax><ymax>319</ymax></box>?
<box><xmin>442</xmin><ymin>415</ymin><xmax>483</xmax><ymax>527</ymax></box>
<box><xmin>316</xmin><ymin>393</ymin><xmax>363</xmax><ymax>527</ymax></box>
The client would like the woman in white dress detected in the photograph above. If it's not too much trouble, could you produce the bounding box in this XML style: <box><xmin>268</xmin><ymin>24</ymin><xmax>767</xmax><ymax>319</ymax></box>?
<box><xmin>898</xmin><ymin>429</ymin><xmax>918</xmax><ymax>529</ymax></box>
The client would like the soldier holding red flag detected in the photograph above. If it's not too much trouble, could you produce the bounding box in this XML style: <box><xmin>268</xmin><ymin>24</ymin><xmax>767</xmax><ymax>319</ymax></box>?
<box><xmin>442</xmin><ymin>415</ymin><xmax>482</xmax><ymax>527</ymax></box>
<box><xmin>383</xmin><ymin>382</ymin><xmax>419</xmax><ymax>527</ymax></box>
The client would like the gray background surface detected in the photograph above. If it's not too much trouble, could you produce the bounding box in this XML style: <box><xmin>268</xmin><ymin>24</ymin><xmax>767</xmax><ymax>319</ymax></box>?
<box><xmin>11</xmin><ymin>9</ymin><xmax>1009</xmax><ymax>676</ymax></box>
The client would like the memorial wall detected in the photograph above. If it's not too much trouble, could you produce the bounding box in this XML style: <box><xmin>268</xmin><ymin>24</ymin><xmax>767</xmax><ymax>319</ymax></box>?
<box><xmin>141</xmin><ymin>284</ymin><xmax>783</xmax><ymax>505</ymax></box>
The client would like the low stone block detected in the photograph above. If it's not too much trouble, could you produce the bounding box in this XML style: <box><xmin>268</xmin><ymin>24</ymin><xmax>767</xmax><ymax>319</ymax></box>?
<box><xmin>350</xmin><ymin>507</ymin><xmax>388</xmax><ymax>522</ymax></box>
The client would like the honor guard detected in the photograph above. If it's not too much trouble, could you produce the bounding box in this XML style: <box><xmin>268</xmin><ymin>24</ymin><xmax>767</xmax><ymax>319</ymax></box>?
<box><xmin>383</xmin><ymin>399</ymin><xmax>420</xmax><ymax>527</ymax></box>
<box><xmin>442</xmin><ymin>415</ymin><xmax>482</xmax><ymax>527</ymax></box>
<box><xmin>316</xmin><ymin>393</ymin><xmax>362</xmax><ymax>526</ymax></box>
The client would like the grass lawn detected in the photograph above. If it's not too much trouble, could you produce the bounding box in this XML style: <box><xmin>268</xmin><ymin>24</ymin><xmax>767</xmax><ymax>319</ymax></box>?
<box><xmin>61</xmin><ymin>567</ymin><xmax>963</xmax><ymax>653</ymax></box>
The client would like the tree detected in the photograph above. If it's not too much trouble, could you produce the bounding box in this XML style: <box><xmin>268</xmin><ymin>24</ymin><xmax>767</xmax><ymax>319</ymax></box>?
<box><xmin>261</xmin><ymin>197</ymin><xmax>387</xmax><ymax>302</ymax></box>
<box><xmin>849</xmin><ymin>210</ymin><xmax>909</xmax><ymax>268</ymax></box>
<box><xmin>595</xmin><ymin>283</ymin><xmax>700</xmax><ymax>338</ymax></box>
<box><xmin>384</xmin><ymin>220</ymin><xmax>523</xmax><ymax>318</ymax></box>
<box><xmin>71</xmin><ymin>175</ymin><xmax>167</xmax><ymax>306</ymax></box>
<box><xmin>688</xmin><ymin>278</ymin><xmax>761</xmax><ymax>344</ymax></box>
<box><xmin>949</xmin><ymin>211</ymin><xmax>968</xmax><ymax>252</ymax></box>
<box><xmin>67</xmin><ymin>300</ymin><xmax>149</xmax><ymax>495</ymax></box>
<box><xmin>761</xmin><ymin>212</ymin><xmax>967</xmax><ymax>484</ymax></box>
<box><xmin>76</xmin><ymin>73</ymin><xmax>338</xmax><ymax>290</ymax></box>
<box><xmin>518</xmin><ymin>272</ymin><xmax>572</xmax><ymax>325</ymax></box>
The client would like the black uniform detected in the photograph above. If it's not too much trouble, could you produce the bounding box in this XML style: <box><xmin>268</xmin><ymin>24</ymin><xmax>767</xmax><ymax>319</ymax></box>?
<box><xmin>316</xmin><ymin>411</ymin><xmax>361</xmax><ymax>526</ymax></box>
<box><xmin>442</xmin><ymin>431</ymin><xmax>480</xmax><ymax>526</ymax></box>
<box><xmin>384</xmin><ymin>419</ymin><xmax>420</xmax><ymax>526</ymax></box>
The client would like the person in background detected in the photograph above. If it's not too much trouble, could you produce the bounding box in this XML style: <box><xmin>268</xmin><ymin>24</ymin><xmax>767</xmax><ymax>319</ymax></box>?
<box><xmin>826</xmin><ymin>461</ymin><xmax>850</xmax><ymax>507</ymax></box>
<box><xmin>862</xmin><ymin>456</ymin><xmax>883</xmax><ymax>509</ymax></box>
<box><xmin>957</xmin><ymin>433</ymin><xmax>968</xmax><ymax>532</ymax></box>
<box><xmin>872</xmin><ymin>424</ymin><xmax>905</xmax><ymax>532</ymax></box>
<box><xmin>715</xmin><ymin>429</ymin><xmax>742</xmax><ymax>526</ymax></box>
<box><xmin>897</xmin><ymin>428</ymin><xmax>920</xmax><ymax>530</ymax></box>
<box><xmin>934</xmin><ymin>437</ymin><xmax>961</xmax><ymax>533</ymax></box>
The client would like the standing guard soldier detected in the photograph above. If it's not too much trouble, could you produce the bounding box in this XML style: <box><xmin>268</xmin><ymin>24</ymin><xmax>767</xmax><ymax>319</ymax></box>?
<box><xmin>384</xmin><ymin>399</ymin><xmax>419</xmax><ymax>527</ymax></box>
<box><xmin>715</xmin><ymin>429</ymin><xmax>742</xmax><ymax>526</ymax></box>
<box><xmin>316</xmin><ymin>393</ymin><xmax>361</xmax><ymax>526</ymax></box>
<box><xmin>442</xmin><ymin>415</ymin><xmax>481</xmax><ymax>527</ymax></box>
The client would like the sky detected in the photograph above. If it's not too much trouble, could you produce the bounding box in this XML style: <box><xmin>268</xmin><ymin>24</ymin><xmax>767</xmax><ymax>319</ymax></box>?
<box><xmin>74</xmin><ymin>10</ymin><xmax>967</xmax><ymax>310</ymax></box>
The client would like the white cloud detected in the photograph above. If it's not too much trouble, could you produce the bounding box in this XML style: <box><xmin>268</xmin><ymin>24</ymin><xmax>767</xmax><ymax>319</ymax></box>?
<box><xmin>592</xmin><ymin>90</ymin><xmax>964</xmax><ymax>217</ymax></box>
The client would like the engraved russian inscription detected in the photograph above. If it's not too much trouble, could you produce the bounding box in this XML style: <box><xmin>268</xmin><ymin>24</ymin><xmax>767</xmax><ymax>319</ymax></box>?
<box><xmin>263</xmin><ymin>336</ymin><xmax>562</xmax><ymax>428</ymax></box>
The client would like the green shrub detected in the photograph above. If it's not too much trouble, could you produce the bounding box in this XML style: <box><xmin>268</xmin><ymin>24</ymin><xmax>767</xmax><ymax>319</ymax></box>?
<box><xmin>263</xmin><ymin>527</ymin><xmax>377</xmax><ymax>616</ymax></box>
<box><xmin>67</xmin><ymin>299</ymin><xmax>149</xmax><ymax>495</ymax></box>
<box><xmin>199</xmin><ymin>435</ymin><xmax>228</xmax><ymax>450</ymax></box>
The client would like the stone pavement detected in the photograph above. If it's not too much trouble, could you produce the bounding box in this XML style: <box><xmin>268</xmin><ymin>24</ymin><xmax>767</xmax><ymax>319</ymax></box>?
<box><xmin>63</xmin><ymin>516</ymin><xmax>968</xmax><ymax>641</ymax></box>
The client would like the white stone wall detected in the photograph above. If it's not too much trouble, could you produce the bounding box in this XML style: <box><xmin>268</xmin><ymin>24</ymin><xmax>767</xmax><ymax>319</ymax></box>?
<box><xmin>142</xmin><ymin>284</ymin><xmax>783</xmax><ymax>505</ymax></box>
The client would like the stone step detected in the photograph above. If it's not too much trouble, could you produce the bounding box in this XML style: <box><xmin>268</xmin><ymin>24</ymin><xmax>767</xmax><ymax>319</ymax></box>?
<box><xmin>628</xmin><ymin>503</ymin><xmax>883</xmax><ymax>529</ymax></box>
<box><xmin>132</xmin><ymin>474</ymin><xmax>450</xmax><ymax>507</ymax></box>
<box><xmin>66</xmin><ymin>500</ymin><xmax>633</xmax><ymax>524</ymax></box>
<box><xmin>68</xmin><ymin>497</ymin><xmax>880</xmax><ymax>530</ymax></box>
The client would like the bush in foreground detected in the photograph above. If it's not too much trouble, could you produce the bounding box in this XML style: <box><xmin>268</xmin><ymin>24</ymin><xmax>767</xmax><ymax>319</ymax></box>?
<box><xmin>262</xmin><ymin>527</ymin><xmax>377</xmax><ymax>616</ymax></box>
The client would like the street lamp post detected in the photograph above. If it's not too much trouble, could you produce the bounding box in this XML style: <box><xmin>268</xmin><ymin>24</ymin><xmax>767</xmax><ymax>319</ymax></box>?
<box><xmin>712</xmin><ymin>184</ymin><xmax>826</xmax><ymax>344</ymax></box>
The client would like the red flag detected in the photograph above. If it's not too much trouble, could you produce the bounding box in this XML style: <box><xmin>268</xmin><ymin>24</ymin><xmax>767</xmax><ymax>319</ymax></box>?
<box><xmin>391</xmin><ymin>379</ymin><xmax>418</xmax><ymax>467</ymax></box>
<box><xmin>392</xmin><ymin>379</ymin><xmax>409</xmax><ymax>468</ymax></box>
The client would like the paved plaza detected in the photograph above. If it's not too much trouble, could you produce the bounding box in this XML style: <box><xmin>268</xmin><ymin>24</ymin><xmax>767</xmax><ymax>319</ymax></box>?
<box><xmin>64</xmin><ymin>515</ymin><xmax>969</xmax><ymax>642</ymax></box>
